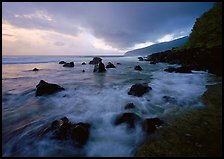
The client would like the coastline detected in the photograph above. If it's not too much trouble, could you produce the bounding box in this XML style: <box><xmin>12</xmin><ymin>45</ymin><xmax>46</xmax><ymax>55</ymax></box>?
<box><xmin>135</xmin><ymin>83</ymin><xmax>222</xmax><ymax>157</ymax></box>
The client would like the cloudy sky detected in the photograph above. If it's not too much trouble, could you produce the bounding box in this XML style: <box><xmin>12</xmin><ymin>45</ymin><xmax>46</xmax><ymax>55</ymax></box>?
<box><xmin>2</xmin><ymin>2</ymin><xmax>213</xmax><ymax>56</ymax></box>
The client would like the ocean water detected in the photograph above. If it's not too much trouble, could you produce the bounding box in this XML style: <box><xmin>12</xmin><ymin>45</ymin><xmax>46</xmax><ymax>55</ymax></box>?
<box><xmin>2</xmin><ymin>56</ymin><xmax>218</xmax><ymax>157</ymax></box>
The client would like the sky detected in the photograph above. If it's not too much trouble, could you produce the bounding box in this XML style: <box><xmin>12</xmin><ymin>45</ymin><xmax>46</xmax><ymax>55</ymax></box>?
<box><xmin>2</xmin><ymin>2</ymin><xmax>214</xmax><ymax>56</ymax></box>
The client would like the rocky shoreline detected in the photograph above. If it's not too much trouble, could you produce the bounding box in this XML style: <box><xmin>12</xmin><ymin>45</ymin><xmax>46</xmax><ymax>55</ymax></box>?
<box><xmin>135</xmin><ymin>83</ymin><xmax>222</xmax><ymax>157</ymax></box>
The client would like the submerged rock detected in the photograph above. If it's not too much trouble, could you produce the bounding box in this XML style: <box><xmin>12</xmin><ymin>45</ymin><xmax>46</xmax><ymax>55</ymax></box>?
<box><xmin>117</xmin><ymin>63</ymin><xmax>121</xmax><ymax>65</ymax></box>
<box><xmin>63</xmin><ymin>62</ymin><xmax>74</xmax><ymax>67</ymax></box>
<box><xmin>128</xmin><ymin>83</ymin><xmax>152</xmax><ymax>97</ymax></box>
<box><xmin>124</xmin><ymin>103</ymin><xmax>136</xmax><ymax>110</ymax></box>
<box><xmin>35</xmin><ymin>80</ymin><xmax>64</xmax><ymax>96</ymax></box>
<box><xmin>114</xmin><ymin>112</ymin><xmax>141</xmax><ymax>128</ymax></box>
<box><xmin>40</xmin><ymin>117</ymin><xmax>91</xmax><ymax>145</ymax></box>
<box><xmin>59</xmin><ymin>61</ymin><xmax>66</xmax><ymax>64</ymax></box>
<box><xmin>82</xmin><ymin>69</ymin><xmax>85</xmax><ymax>72</ymax></box>
<box><xmin>142</xmin><ymin>118</ymin><xmax>164</xmax><ymax>133</ymax></box>
<box><xmin>135</xmin><ymin>65</ymin><xmax>143</xmax><ymax>71</ymax></box>
<box><xmin>89</xmin><ymin>57</ymin><xmax>102</xmax><ymax>65</ymax></box>
<box><xmin>106</xmin><ymin>62</ymin><xmax>116</xmax><ymax>68</ymax></box>
<box><xmin>33</xmin><ymin>68</ymin><xmax>39</xmax><ymax>71</ymax></box>
<box><xmin>162</xmin><ymin>96</ymin><xmax>176</xmax><ymax>103</ymax></box>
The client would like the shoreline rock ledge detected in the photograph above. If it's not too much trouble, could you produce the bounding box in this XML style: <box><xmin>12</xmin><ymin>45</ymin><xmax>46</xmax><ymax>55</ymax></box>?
<box><xmin>35</xmin><ymin>80</ymin><xmax>65</xmax><ymax>96</ymax></box>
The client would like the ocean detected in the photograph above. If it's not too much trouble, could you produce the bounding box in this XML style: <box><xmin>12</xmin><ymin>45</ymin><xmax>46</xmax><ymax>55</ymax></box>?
<box><xmin>2</xmin><ymin>55</ymin><xmax>219</xmax><ymax>157</ymax></box>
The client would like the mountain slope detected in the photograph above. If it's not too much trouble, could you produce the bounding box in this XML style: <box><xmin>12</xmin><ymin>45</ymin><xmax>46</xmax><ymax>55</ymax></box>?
<box><xmin>125</xmin><ymin>36</ymin><xmax>188</xmax><ymax>56</ymax></box>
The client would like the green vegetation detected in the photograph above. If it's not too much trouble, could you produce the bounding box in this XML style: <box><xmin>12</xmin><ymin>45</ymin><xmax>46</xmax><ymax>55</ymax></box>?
<box><xmin>135</xmin><ymin>84</ymin><xmax>222</xmax><ymax>157</ymax></box>
<box><xmin>181</xmin><ymin>2</ymin><xmax>222</xmax><ymax>49</ymax></box>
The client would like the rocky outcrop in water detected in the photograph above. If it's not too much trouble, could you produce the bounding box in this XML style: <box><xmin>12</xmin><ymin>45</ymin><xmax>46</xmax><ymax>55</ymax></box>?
<box><xmin>82</xmin><ymin>62</ymin><xmax>86</xmax><ymax>65</ymax></box>
<box><xmin>33</xmin><ymin>68</ymin><xmax>39</xmax><ymax>71</ymax></box>
<box><xmin>63</xmin><ymin>62</ymin><xmax>74</xmax><ymax>67</ymax></box>
<box><xmin>40</xmin><ymin>117</ymin><xmax>91</xmax><ymax>145</ymax></box>
<box><xmin>128</xmin><ymin>83</ymin><xmax>152</xmax><ymax>97</ymax></box>
<box><xmin>93</xmin><ymin>62</ymin><xmax>106</xmax><ymax>72</ymax></box>
<box><xmin>142</xmin><ymin>118</ymin><xmax>164</xmax><ymax>133</ymax></box>
<box><xmin>134</xmin><ymin>65</ymin><xmax>143</xmax><ymax>71</ymax></box>
<box><xmin>59</xmin><ymin>61</ymin><xmax>66</xmax><ymax>64</ymax></box>
<box><xmin>114</xmin><ymin>112</ymin><xmax>141</xmax><ymax>128</ymax></box>
<box><xmin>35</xmin><ymin>80</ymin><xmax>65</xmax><ymax>96</ymax></box>
<box><xmin>106</xmin><ymin>62</ymin><xmax>116</xmax><ymax>68</ymax></box>
<box><xmin>89</xmin><ymin>57</ymin><xmax>102</xmax><ymax>65</ymax></box>
<box><xmin>138</xmin><ymin>57</ymin><xmax>144</xmax><ymax>61</ymax></box>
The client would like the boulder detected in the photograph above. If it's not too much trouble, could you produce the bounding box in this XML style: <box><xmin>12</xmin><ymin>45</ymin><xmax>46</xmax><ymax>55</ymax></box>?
<box><xmin>128</xmin><ymin>83</ymin><xmax>152</xmax><ymax>97</ymax></box>
<box><xmin>106</xmin><ymin>62</ymin><xmax>116</xmax><ymax>68</ymax></box>
<box><xmin>59</xmin><ymin>61</ymin><xmax>66</xmax><ymax>64</ymax></box>
<box><xmin>35</xmin><ymin>80</ymin><xmax>65</xmax><ymax>96</ymax></box>
<box><xmin>33</xmin><ymin>68</ymin><xmax>39</xmax><ymax>71</ymax></box>
<box><xmin>40</xmin><ymin>117</ymin><xmax>90</xmax><ymax>145</ymax></box>
<box><xmin>124</xmin><ymin>103</ymin><xmax>136</xmax><ymax>110</ymax></box>
<box><xmin>134</xmin><ymin>65</ymin><xmax>143</xmax><ymax>71</ymax></box>
<box><xmin>63</xmin><ymin>62</ymin><xmax>74</xmax><ymax>67</ymax></box>
<box><xmin>142</xmin><ymin>118</ymin><xmax>164</xmax><ymax>133</ymax></box>
<box><xmin>115</xmin><ymin>112</ymin><xmax>141</xmax><ymax>128</ymax></box>
<box><xmin>89</xmin><ymin>57</ymin><xmax>102</xmax><ymax>65</ymax></box>
<box><xmin>81</xmin><ymin>62</ymin><xmax>86</xmax><ymax>65</ymax></box>
<box><xmin>82</xmin><ymin>69</ymin><xmax>85</xmax><ymax>72</ymax></box>
<box><xmin>138</xmin><ymin>57</ymin><xmax>144</xmax><ymax>61</ymax></box>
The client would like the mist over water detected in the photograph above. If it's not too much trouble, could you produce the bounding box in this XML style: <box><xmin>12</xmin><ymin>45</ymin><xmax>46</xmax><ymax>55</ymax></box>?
<box><xmin>2</xmin><ymin>56</ymin><xmax>217</xmax><ymax>157</ymax></box>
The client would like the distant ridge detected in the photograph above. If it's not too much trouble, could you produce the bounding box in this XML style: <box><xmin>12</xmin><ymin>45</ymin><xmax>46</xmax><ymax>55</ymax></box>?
<box><xmin>125</xmin><ymin>36</ymin><xmax>189</xmax><ymax>56</ymax></box>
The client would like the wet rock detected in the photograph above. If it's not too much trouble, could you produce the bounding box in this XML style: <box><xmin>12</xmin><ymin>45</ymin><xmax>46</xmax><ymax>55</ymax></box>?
<box><xmin>135</xmin><ymin>65</ymin><xmax>143</xmax><ymax>71</ymax></box>
<box><xmin>115</xmin><ymin>112</ymin><xmax>141</xmax><ymax>128</ymax></box>
<box><xmin>124</xmin><ymin>103</ymin><xmax>136</xmax><ymax>110</ymax></box>
<box><xmin>93</xmin><ymin>62</ymin><xmax>106</xmax><ymax>72</ymax></box>
<box><xmin>33</xmin><ymin>68</ymin><xmax>39</xmax><ymax>71</ymax></box>
<box><xmin>142</xmin><ymin>118</ymin><xmax>164</xmax><ymax>133</ymax></box>
<box><xmin>138</xmin><ymin>57</ymin><xmax>144</xmax><ymax>61</ymax></box>
<box><xmin>82</xmin><ymin>70</ymin><xmax>85</xmax><ymax>72</ymax></box>
<box><xmin>63</xmin><ymin>62</ymin><xmax>74</xmax><ymax>67</ymax></box>
<box><xmin>106</xmin><ymin>62</ymin><xmax>116</xmax><ymax>68</ymax></box>
<box><xmin>117</xmin><ymin>63</ymin><xmax>121</xmax><ymax>65</ymax></box>
<box><xmin>35</xmin><ymin>80</ymin><xmax>65</xmax><ymax>96</ymax></box>
<box><xmin>128</xmin><ymin>83</ymin><xmax>152</xmax><ymax>97</ymax></box>
<box><xmin>89</xmin><ymin>57</ymin><xmax>102</xmax><ymax>65</ymax></box>
<box><xmin>81</xmin><ymin>62</ymin><xmax>86</xmax><ymax>65</ymax></box>
<box><xmin>164</xmin><ymin>66</ymin><xmax>192</xmax><ymax>73</ymax></box>
<box><xmin>59</xmin><ymin>61</ymin><xmax>66</xmax><ymax>64</ymax></box>
<box><xmin>41</xmin><ymin>117</ymin><xmax>90</xmax><ymax>145</ymax></box>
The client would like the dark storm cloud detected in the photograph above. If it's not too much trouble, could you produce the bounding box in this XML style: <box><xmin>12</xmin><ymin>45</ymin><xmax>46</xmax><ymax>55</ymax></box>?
<box><xmin>2</xmin><ymin>2</ymin><xmax>214</xmax><ymax>49</ymax></box>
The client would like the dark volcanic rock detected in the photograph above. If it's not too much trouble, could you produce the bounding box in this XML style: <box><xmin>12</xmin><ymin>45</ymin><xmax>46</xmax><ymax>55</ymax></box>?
<box><xmin>106</xmin><ymin>62</ymin><xmax>116</xmax><ymax>68</ymax></box>
<box><xmin>98</xmin><ymin>62</ymin><xmax>106</xmax><ymax>72</ymax></box>
<box><xmin>59</xmin><ymin>61</ymin><xmax>66</xmax><ymax>64</ymax></box>
<box><xmin>82</xmin><ymin>62</ymin><xmax>86</xmax><ymax>65</ymax></box>
<box><xmin>138</xmin><ymin>57</ymin><xmax>144</xmax><ymax>61</ymax></box>
<box><xmin>35</xmin><ymin>80</ymin><xmax>64</xmax><ymax>96</ymax></box>
<box><xmin>40</xmin><ymin>117</ymin><xmax>90</xmax><ymax>145</ymax></box>
<box><xmin>124</xmin><ymin>103</ymin><xmax>136</xmax><ymax>110</ymax></box>
<box><xmin>134</xmin><ymin>65</ymin><xmax>143</xmax><ymax>71</ymax></box>
<box><xmin>164</xmin><ymin>66</ymin><xmax>192</xmax><ymax>73</ymax></box>
<box><xmin>128</xmin><ymin>83</ymin><xmax>152</xmax><ymax>97</ymax></box>
<box><xmin>89</xmin><ymin>57</ymin><xmax>102</xmax><ymax>65</ymax></box>
<box><xmin>142</xmin><ymin>118</ymin><xmax>164</xmax><ymax>133</ymax></box>
<box><xmin>63</xmin><ymin>62</ymin><xmax>74</xmax><ymax>67</ymax></box>
<box><xmin>33</xmin><ymin>68</ymin><xmax>39</xmax><ymax>71</ymax></box>
<box><xmin>115</xmin><ymin>112</ymin><xmax>141</xmax><ymax>128</ymax></box>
